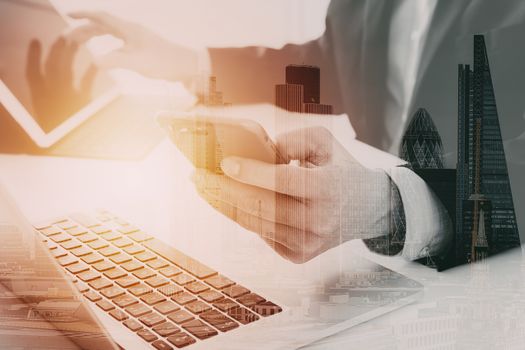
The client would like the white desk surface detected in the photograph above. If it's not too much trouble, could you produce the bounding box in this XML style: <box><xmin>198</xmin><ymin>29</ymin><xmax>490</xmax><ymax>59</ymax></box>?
<box><xmin>1</xmin><ymin>135</ymin><xmax>524</xmax><ymax>350</ymax></box>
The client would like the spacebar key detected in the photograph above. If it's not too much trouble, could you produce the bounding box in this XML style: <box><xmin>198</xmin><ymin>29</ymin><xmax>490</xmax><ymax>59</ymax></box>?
<box><xmin>144</xmin><ymin>239</ymin><xmax>217</xmax><ymax>279</ymax></box>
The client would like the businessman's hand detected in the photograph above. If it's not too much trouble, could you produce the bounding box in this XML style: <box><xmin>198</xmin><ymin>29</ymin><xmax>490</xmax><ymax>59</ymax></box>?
<box><xmin>193</xmin><ymin>127</ymin><xmax>393</xmax><ymax>263</ymax></box>
<box><xmin>67</xmin><ymin>11</ymin><xmax>199</xmax><ymax>83</ymax></box>
<box><xmin>26</xmin><ymin>38</ymin><xmax>96</xmax><ymax>132</ymax></box>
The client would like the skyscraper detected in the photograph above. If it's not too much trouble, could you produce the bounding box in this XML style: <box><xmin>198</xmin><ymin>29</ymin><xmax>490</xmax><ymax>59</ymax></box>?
<box><xmin>275</xmin><ymin>84</ymin><xmax>304</xmax><ymax>113</ymax></box>
<box><xmin>456</xmin><ymin>35</ymin><xmax>520</xmax><ymax>263</ymax></box>
<box><xmin>275</xmin><ymin>65</ymin><xmax>332</xmax><ymax>114</ymax></box>
<box><xmin>285</xmin><ymin>65</ymin><xmax>320</xmax><ymax>104</ymax></box>
<box><xmin>400</xmin><ymin>108</ymin><xmax>445</xmax><ymax>169</ymax></box>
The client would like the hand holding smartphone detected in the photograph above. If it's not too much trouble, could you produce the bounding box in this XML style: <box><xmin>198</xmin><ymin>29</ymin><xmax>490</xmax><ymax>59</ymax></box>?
<box><xmin>158</xmin><ymin>113</ymin><xmax>283</xmax><ymax>173</ymax></box>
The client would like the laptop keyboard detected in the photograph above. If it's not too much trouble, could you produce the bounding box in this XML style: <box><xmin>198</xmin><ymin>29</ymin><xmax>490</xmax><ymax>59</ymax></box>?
<box><xmin>35</xmin><ymin>210</ymin><xmax>282</xmax><ymax>349</ymax></box>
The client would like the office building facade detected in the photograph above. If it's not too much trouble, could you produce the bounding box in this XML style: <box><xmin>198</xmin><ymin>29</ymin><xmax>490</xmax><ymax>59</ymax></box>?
<box><xmin>456</xmin><ymin>35</ymin><xmax>520</xmax><ymax>263</ymax></box>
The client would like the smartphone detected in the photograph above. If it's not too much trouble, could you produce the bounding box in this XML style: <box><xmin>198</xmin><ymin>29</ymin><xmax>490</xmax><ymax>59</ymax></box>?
<box><xmin>158</xmin><ymin>113</ymin><xmax>283</xmax><ymax>173</ymax></box>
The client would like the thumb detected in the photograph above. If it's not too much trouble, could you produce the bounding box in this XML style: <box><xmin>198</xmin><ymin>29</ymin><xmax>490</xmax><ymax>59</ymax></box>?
<box><xmin>275</xmin><ymin>126</ymin><xmax>341</xmax><ymax>165</ymax></box>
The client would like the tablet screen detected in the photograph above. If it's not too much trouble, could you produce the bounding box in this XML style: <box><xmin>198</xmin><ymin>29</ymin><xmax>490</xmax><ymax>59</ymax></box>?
<box><xmin>0</xmin><ymin>0</ymin><xmax>113</xmax><ymax>134</ymax></box>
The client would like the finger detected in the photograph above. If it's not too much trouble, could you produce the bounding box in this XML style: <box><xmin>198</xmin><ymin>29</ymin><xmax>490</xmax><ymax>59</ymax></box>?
<box><xmin>193</xmin><ymin>170</ymin><xmax>313</xmax><ymax>229</ymax></box>
<box><xmin>68</xmin><ymin>11</ymin><xmax>130</xmax><ymax>38</ymax></box>
<box><xmin>61</xmin><ymin>40</ymin><xmax>78</xmax><ymax>87</ymax></box>
<box><xmin>276</xmin><ymin>126</ymin><xmax>345</xmax><ymax>165</ymax></box>
<box><xmin>26</xmin><ymin>39</ymin><xmax>44</xmax><ymax>87</ymax></box>
<box><xmin>45</xmin><ymin>37</ymin><xmax>66</xmax><ymax>82</ymax></box>
<box><xmin>80</xmin><ymin>64</ymin><xmax>97</xmax><ymax>94</ymax></box>
<box><xmin>195</xmin><ymin>186</ymin><xmax>322</xmax><ymax>263</ymax></box>
<box><xmin>220</xmin><ymin>156</ymin><xmax>328</xmax><ymax>198</ymax></box>
<box><xmin>66</xmin><ymin>23</ymin><xmax>111</xmax><ymax>45</ymax></box>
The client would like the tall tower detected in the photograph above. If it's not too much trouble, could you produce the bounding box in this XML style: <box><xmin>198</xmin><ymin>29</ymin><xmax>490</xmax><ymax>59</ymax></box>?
<box><xmin>275</xmin><ymin>65</ymin><xmax>332</xmax><ymax>114</ymax></box>
<box><xmin>400</xmin><ymin>108</ymin><xmax>445</xmax><ymax>169</ymax></box>
<box><xmin>456</xmin><ymin>35</ymin><xmax>520</xmax><ymax>263</ymax></box>
<box><xmin>285</xmin><ymin>65</ymin><xmax>320</xmax><ymax>103</ymax></box>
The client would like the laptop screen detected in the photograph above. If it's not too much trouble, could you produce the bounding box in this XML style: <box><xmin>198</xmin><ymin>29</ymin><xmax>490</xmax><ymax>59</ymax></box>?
<box><xmin>0</xmin><ymin>0</ymin><xmax>113</xmax><ymax>134</ymax></box>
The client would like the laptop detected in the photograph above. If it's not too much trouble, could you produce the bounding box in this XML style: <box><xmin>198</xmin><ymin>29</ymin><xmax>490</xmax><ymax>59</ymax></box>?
<box><xmin>0</xmin><ymin>0</ymin><xmax>168</xmax><ymax>160</ymax></box>
<box><xmin>0</xmin><ymin>178</ymin><xmax>422</xmax><ymax>349</ymax></box>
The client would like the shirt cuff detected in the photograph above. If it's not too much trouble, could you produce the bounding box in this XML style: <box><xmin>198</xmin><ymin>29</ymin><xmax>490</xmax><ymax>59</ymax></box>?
<box><xmin>387</xmin><ymin>166</ymin><xmax>453</xmax><ymax>260</ymax></box>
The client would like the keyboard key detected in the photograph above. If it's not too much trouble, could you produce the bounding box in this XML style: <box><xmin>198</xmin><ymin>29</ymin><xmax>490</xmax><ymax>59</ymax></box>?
<box><xmin>135</xmin><ymin>251</ymin><xmax>156</xmax><ymax>262</ymax></box>
<box><xmin>91</xmin><ymin>225</ymin><xmax>112</xmax><ymax>234</ymax></box>
<box><xmin>144</xmin><ymin>239</ymin><xmax>217</xmax><ymax>279</ymax></box>
<box><xmin>181</xmin><ymin>319</ymin><xmax>218</xmax><ymax>340</ymax></box>
<box><xmin>75</xmin><ymin>281</ymin><xmax>90</xmax><ymax>293</ymax></box>
<box><xmin>236</xmin><ymin>293</ymin><xmax>265</xmax><ymax>308</ymax></box>
<box><xmin>60</xmin><ymin>239</ymin><xmax>82</xmax><ymax>250</ymax></box>
<box><xmin>200</xmin><ymin>310</ymin><xmax>238</xmax><ymax>332</ymax></box>
<box><xmin>115</xmin><ymin>276</ymin><xmax>140</xmax><ymax>288</ymax></box>
<box><xmin>172</xmin><ymin>274</ymin><xmax>194</xmax><ymax>286</ymax></box>
<box><xmin>109</xmin><ymin>253</ymin><xmax>132</xmax><ymax>264</ymax></box>
<box><xmin>57</xmin><ymin>255</ymin><xmax>78</xmax><ymax>266</ymax></box>
<box><xmin>167</xmin><ymin>333</ymin><xmax>195</xmax><ymax>348</ymax></box>
<box><xmin>122</xmin><ymin>260</ymin><xmax>143</xmax><ymax>272</ymax></box>
<box><xmin>109</xmin><ymin>308</ymin><xmax>129</xmax><ymax>321</ymax></box>
<box><xmin>123</xmin><ymin>244</ymin><xmax>145</xmax><ymax>255</ymax></box>
<box><xmin>96</xmin><ymin>299</ymin><xmax>115</xmax><ymax>311</ymax></box>
<box><xmin>92</xmin><ymin>260</ymin><xmax>114</xmax><ymax>272</ymax></box>
<box><xmin>88</xmin><ymin>239</ymin><xmax>109</xmax><ymax>250</ymax></box>
<box><xmin>89</xmin><ymin>277</ymin><xmax>113</xmax><ymax>290</ymax></box>
<box><xmin>253</xmin><ymin>301</ymin><xmax>282</xmax><ymax>316</ymax></box>
<box><xmin>105</xmin><ymin>270</ymin><xmax>129</xmax><ymax>282</ymax></box>
<box><xmin>222</xmin><ymin>285</ymin><xmax>250</xmax><ymax>298</ymax></box>
<box><xmin>140</xmin><ymin>292</ymin><xmax>165</xmax><ymax>306</ymax></box>
<box><xmin>99</xmin><ymin>246</ymin><xmax>120</xmax><ymax>257</ymax></box>
<box><xmin>100</xmin><ymin>286</ymin><xmax>125</xmax><ymax>299</ymax></box>
<box><xmin>67</xmin><ymin>226</ymin><xmax>88</xmax><ymax>236</ymax></box>
<box><xmin>204</xmin><ymin>275</ymin><xmax>234</xmax><ymax>290</ymax></box>
<box><xmin>171</xmin><ymin>292</ymin><xmax>196</xmax><ymax>305</ymax></box>
<box><xmin>128</xmin><ymin>231</ymin><xmax>152</xmax><ymax>243</ymax></box>
<box><xmin>112</xmin><ymin>237</ymin><xmax>134</xmax><ymax>248</ymax></box>
<box><xmin>113</xmin><ymin>294</ymin><xmax>139</xmax><ymax>308</ymax></box>
<box><xmin>66</xmin><ymin>262</ymin><xmax>90</xmax><ymax>274</ymax></box>
<box><xmin>78</xmin><ymin>233</ymin><xmax>98</xmax><ymax>243</ymax></box>
<box><xmin>133</xmin><ymin>268</ymin><xmax>156</xmax><ymax>279</ymax></box>
<box><xmin>52</xmin><ymin>247</ymin><xmax>68</xmax><ymax>258</ymax></box>
<box><xmin>213</xmin><ymin>298</ymin><xmax>239</xmax><ymax>312</ymax></box>
<box><xmin>145</xmin><ymin>276</ymin><xmax>169</xmax><ymax>288</ymax></box>
<box><xmin>128</xmin><ymin>284</ymin><xmax>152</xmax><ymax>296</ymax></box>
<box><xmin>198</xmin><ymin>290</ymin><xmax>224</xmax><ymax>303</ymax></box>
<box><xmin>147</xmin><ymin>258</ymin><xmax>169</xmax><ymax>270</ymax></box>
<box><xmin>158</xmin><ymin>284</ymin><xmax>183</xmax><ymax>297</ymax></box>
<box><xmin>117</xmin><ymin>225</ymin><xmax>139</xmax><ymax>234</ymax></box>
<box><xmin>139</xmin><ymin>312</ymin><xmax>165</xmax><ymax>327</ymax></box>
<box><xmin>154</xmin><ymin>301</ymin><xmax>180</xmax><ymax>315</ymax></box>
<box><xmin>45</xmin><ymin>240</ymin><xmax>58</xmax><ymax>250</ymax></box>
<box><xmin>152</xmin><ymin>339</ymin><xmax>173</xmax><ymax>350</ymax></box>
<box><xmin>39</xmin><ymin>226</ymin><xmax>62</xmax><ymax>236</ymax></box>
<box><xmin>57</xmin><ymin>220</ymin><xmax>77</xmax><ymax>230</ymax></box>
<box><xmin>185</xmin><ymin>300</ymin><xmax>211</xmax><ymax>315</ymax></box>
<box><xmin>70</xmin><ymin>246</ymin><xmax>92</xmax><ymax>257</ymax></box>
<box><xmin>70</xmin><ymin>213</ymin><xmax>100</xmax><ymax>228</ymax></box>
<box><xmin>51</xmin><ymin>233</ymin><xmax>71</xmax><ymax>243</ymax></box>
<box><xmin>137</xmin><ymin>328</ymin><xmax>158</xmax><ymax>342</ymax></box>
<box><xmin>123</xmin><ymin>319</ymin><xmax>143</xmax><ymax>332</ymax></box>
<box><xmin>126</xmin><ymin>303</ymin><xmax>151</xmax><ymax>317</ymax></box>
<box><xmin>81</xmin><ymin>253</ymin><xmax>104</xmax><ymax>264</ymax></box>
<box><xmin>227</xmin><ymin>306</ymin><xmax>259</xmax><ymax>324</ymax></box>
<box><xmin>153</xmin><ymin>321</ymin><xmax>180</xmax><ymax>337</ymax></box>
<box><xmin>184</xmin><ymin>281</ymin><xmax>209</xmax><ymax>294</ymax></box>
<box><xmin>100</xmin><ymin>231</ymin><xmax>122</xmax><ymax>241</ymax></box>
<box><xmin>84</xmin><ymin>290</ymin><xmax>102</xmax><ymax>302</ymax></box>
<box><xmin>167</xmin><ymin>309</ymin><xmax>194</xmax><ymax>324</ymax></box>
<box><xmin>77</xmin><ymin>270</ymin><xmax>101</xmax><ymax>282</ymax></box>
<box><xmin>159</xmin><ymin>266</ymin><xmax>182</xmax><ymax>278</ymax></box>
